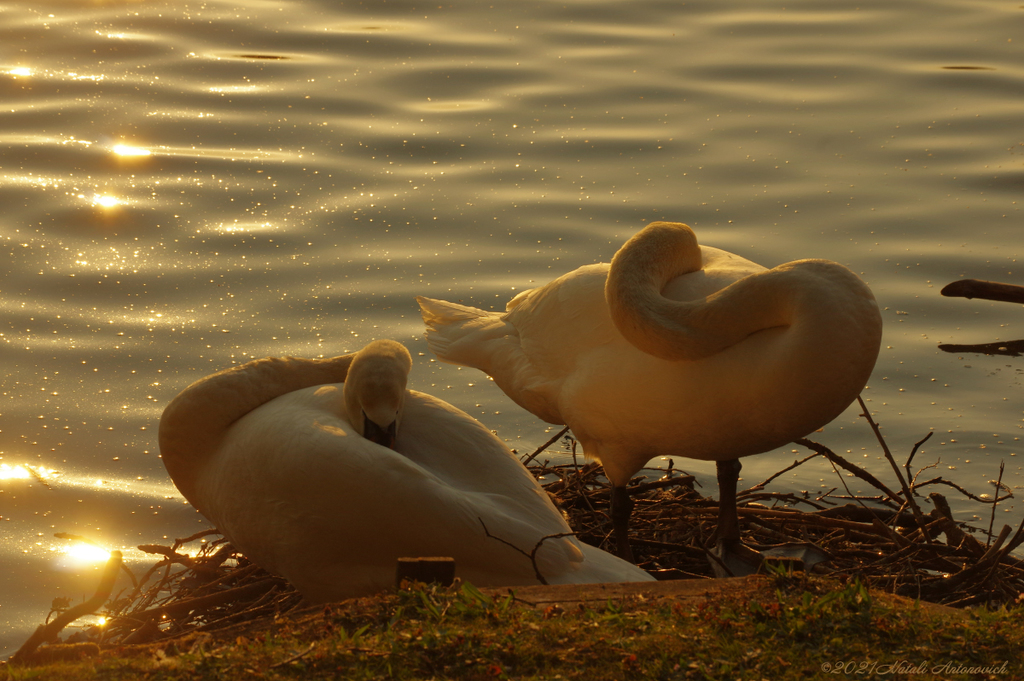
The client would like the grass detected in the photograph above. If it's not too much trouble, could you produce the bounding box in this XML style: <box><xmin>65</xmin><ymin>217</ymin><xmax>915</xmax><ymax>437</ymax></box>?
<box><xmin>3</xmin><ymin>571</ymin><xmax>1020</xmax><ymax>680</ymax></box>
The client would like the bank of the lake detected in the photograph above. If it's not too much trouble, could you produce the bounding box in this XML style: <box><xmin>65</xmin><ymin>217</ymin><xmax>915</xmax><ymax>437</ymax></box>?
<box><xmin>4</xmin><ymin>576</ymin><xmax>1021</xmax><ymax>680</ymax></box>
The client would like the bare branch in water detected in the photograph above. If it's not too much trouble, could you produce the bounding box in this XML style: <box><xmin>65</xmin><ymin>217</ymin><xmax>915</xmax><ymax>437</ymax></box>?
<box><xmin>11</xmin><ymin>551</ymin><xmax>122</xmax><ymax>664</ymax></box>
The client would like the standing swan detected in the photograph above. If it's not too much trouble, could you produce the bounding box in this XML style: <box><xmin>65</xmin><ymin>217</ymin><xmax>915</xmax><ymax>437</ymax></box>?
<box><xmin>418</xmin><ymin>222</ymin><xmax>882</xmax><ymax>569</ymax></box>
<box><xmin>158</xmin><ymin>340</ymin><xmax>652</xmax><ymax>601</ymax></box>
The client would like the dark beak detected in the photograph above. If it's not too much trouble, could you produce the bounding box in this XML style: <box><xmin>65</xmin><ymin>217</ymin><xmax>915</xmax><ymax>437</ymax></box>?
<box><xmin>363</xmin><ymin>414</ymin><xmax>397</xmax><ymax>449</ymax></box>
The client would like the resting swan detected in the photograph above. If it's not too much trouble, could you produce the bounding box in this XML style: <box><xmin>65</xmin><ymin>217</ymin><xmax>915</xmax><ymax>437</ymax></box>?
<box><xmin>158</xmin><ymin>339</ymin><xmax>652</xmax><ymax>601</ymax></box>
<box><xmin>418</xmin><ymin>222</ymin><xmax>883</xmax><ymax>570</ymax></box>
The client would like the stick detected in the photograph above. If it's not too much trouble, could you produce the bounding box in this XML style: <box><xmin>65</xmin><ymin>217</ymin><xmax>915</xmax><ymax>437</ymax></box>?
<box><xmin>856</xmin><ymin>396</ymin><xmax>932</xmax><ymax>537</ymax></box>
<box><xmin>629</xmin><ymin>475</ymin><xmax>696</xmax><ymax>495</ymax></box>
<box><xmin>987</xmin><ymin>461</ymin><xmax>1005</xmax><ymax>547</ymax></box>
<box><xmin>117</xmin><ymin>578</ymin><xmax>283</xmax><ymax>623</ymax></box>
<box><xmin>270</xmin><ymin>642</ymin><xmax>317</xmax><ymax>669</ymax></box>
<box><xmin>744</xmin><ymin>452</ymin><xmax>820</xmax><ymax>492</ymax></box>
<box><xmin>905</xmin><ymin>431</ymin><xmax>933</xmax><ymax>478</ymax></box>
<box><xmin>521</xmin><ymin>426</ymin><xmax>570</xmax><ymax>465</ymax></box>
<box><xmin>478</xmin><ymin>518</ymin><xmax>576</xmax><ymax>586</ymax></box>
<box><xmin>794</xmin><ymin>438</ymin><xmax>901</xmax><ymax>502</ymax></box>
<box><xmin>10</xmin><ymin>551</ymin><xmax>122</xmax><ymax>663</ymax></box>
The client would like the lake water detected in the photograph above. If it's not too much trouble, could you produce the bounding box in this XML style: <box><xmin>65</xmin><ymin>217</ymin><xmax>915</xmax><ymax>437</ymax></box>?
<box><xmin>1</xmin><ymin>0</ymin><xmax>1022</xmax><ymax>655</ymax></box>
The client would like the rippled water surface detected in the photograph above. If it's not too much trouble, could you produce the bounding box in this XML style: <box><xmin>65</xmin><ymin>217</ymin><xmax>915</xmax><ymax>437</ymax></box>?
<box><xmin>1</xmin><ymin>0</ymin><xmax>1022</xmax><ymax>652</ymax></box>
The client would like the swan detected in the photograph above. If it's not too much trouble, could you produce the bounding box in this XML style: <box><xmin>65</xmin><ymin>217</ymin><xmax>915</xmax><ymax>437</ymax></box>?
<box><xmin>157</xmin><ymin>339</ymin><xmax>653</xmax><ymax>601</ymax></box>
<box><xmin>417</xmin><ymin>221</ymin><xmax>882</xmax><ymax>570</ymax></box>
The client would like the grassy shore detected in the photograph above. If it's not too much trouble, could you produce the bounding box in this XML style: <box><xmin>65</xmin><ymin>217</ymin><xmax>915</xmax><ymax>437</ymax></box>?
<box><xmin>3</xmin><ymin>572</ymin><xmax>1020</xmax><ymax>680</ymax></box>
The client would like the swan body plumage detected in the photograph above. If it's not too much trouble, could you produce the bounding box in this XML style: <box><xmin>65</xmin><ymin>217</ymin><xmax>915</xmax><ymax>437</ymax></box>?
<box><xmin>418</xmin><ymin>222</ymin><xmax>882</xmax><ymax>561</ymax></box>
<box><xmin>158</xmin><ymin>341</ymin><xmax>652</xmax><ymax>602</ymax></box>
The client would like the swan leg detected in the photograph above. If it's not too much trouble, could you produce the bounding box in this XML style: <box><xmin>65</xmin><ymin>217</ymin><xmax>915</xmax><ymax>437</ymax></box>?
<box><xmin>715</xmin><ymin>458</ymin><xmax>743</xmax><ymax>544</ymax></box>
<box><xmin>610</xmin><ymin>485</ymin><xmax>636</xmax><ymax>563</ymax></box>
<box><xmin>712</xmin><ymin>459</ymin><xmax>763</xmax><ymax>576</ymax></box>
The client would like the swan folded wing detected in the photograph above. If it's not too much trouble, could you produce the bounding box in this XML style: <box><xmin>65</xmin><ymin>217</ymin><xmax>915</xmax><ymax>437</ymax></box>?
<box><xmin>201</xmin><ymin>387</ymin><xmax>586</xmax><ymax>592</ymax></box>
<box><xmin>397</xmin><ymin>392</ymin><xmax>589</xmax><ymax>575</ymax></box>
<box><xmin>397</xmin><ymin>392</ymin><xmax>558</xmax><ymax>498</ymax></box>
<box><xmin>291</xmin><ymin>439</ymin><xmax>585</xmax><ymax>588</ymax></box>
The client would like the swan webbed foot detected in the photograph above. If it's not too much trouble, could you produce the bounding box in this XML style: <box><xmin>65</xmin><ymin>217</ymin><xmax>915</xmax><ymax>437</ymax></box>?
<box><xmin>709</xmin><ymin>538</ymin><xmax>764</xmax><ymax>578</ymax></box>
<box><xmin>610</xmin><ymin>485</ymin><xmax>636</xmax><ymax>563</ymax></box>
<box><xmin>710</xmin><ymin>540</ymin><xmax>830</xmax><ymax>578</ymax></box>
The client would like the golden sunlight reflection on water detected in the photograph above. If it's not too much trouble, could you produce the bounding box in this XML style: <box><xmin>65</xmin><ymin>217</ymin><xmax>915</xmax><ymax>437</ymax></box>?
<box><xmin>112</xmin><ymin>144</ymin><xmax>152</xmax><ymax>157</ymax></box>
<box><xmin>58</xmin><ymin>542</ymin><xmax>112</xmax><ymax>567</ymax></box>
<box><xmin>1</xmin><ymin>0</ymin><xmax>1022</xmax><ymax>657</ymax></box>
<box><xmin>91</xmin><ymin>194</ymin><xmax>121</xmax><ymax>209</ymax></box>
<box><xmin>0</xmin><ymin>463</ymin><xmax>58</xmax><ymax>482</ymax></box>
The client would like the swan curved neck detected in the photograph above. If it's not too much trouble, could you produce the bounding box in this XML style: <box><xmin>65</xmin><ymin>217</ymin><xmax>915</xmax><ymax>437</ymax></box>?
<box><xmin>605</xmin><ymin>221</ymin><xmax>880</xmax><ymax>362</ymax></box>
<box><xmin>158</xmin><ymin>354</ymin><xmax>354</xmax><ymax>505</ymax></box>
<box><xmin>343</xmin><ymin>339</ymin><xmax>412</xmax><ymax>440</ymax></box>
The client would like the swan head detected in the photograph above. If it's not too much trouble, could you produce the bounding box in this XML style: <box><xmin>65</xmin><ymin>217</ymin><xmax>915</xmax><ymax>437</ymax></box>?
<box><xmin>343</xmin><ymin>339</ymin><xmax>412</xmax><ymax>449</ymax></box>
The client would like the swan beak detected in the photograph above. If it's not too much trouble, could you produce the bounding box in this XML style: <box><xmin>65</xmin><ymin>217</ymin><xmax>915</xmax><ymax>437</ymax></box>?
<box><xmin>363</xmin><ymin>415</ymin><xmax>398</xmax><ymax>449</ymax></box>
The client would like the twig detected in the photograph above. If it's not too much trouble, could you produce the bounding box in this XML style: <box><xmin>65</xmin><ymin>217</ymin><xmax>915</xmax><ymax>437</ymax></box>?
<box><xmin>629</xmin><ymin>475</ymin><xmax>696</xmax><ymax>495</ymax></box>
<box><xmin>174</xmin><ymin>528</ymin><xmax>222</xmax><ymax>547</ymax></box>
<box><xmin>856</xmin><ymin>396</ymin><xmax>932</xmax><ymax>538</ymax></box>
<box><xmin>477</xmin><ymin>518</ymin><xmax>576</xmax><ymax>586</ymax></box>
<box><xmin>911</xmin><ymin>476</ymin><xmax>1001</xmax><ymax>502</ymax></box>
<box><xmin>118</xmin><ymin>578</ymin><xmax>283</xmax><ymax>623</ymax></box>
<box><xmin>795</xmin><ymin>438</ymin><xmax>900</xmax><ymax>502</ymax></box>
<box><xmin>10</xmin><ymin>551</ymin><xmax>122</xmax><ymax>664</ymax></box>
<box><xmin>520</xmin><ymin>426</ymin><xmax>570</xmax><ymax>466</ymax></box>
<box><xmin>270</xmin><ymin>642</ymin><xmax>317</xmax><ymax>668</ymax></box>
<box><xmin>745</xmin><ymin>453</ymin><xmax>820</xmax><ymax>492</ymax></box>
<box><xmin>905</xmin><ymin>431</ymin><xmax>933</xmax><ymax>478</ymax></box>
<box><xmin>986</xmin><ymin>461</ymin><xmax>1005</xmax><ymax>547</ymax></box>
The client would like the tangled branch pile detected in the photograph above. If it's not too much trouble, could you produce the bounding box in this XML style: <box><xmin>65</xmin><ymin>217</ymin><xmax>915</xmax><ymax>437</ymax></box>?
<box><xmin>535</xmin><ymin>436</ymin><xmax>1024</xmax><ymax>608</ymax></box>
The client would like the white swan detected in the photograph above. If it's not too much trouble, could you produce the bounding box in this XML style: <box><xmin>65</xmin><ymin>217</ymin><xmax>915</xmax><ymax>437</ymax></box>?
<box><xmin>158</xmin><ymin>339</ymin><xmax>652</xmax><ymax>601</ymax></box>
<box><xmin>418</xmin><ymin>222</ymin><xmax>882</xmax><ymax>569</ymax></box>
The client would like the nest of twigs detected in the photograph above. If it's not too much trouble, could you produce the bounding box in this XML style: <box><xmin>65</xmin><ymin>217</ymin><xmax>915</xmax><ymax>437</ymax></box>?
<box><xmin>534</xmin><ymin>438</ymin><xmax>1024</xmax><ymax>607</ymax></box>
<box><xmin>9</xmin><ymin>401</ymin><xmax>1024</xmax><ymax>663</ymax></box>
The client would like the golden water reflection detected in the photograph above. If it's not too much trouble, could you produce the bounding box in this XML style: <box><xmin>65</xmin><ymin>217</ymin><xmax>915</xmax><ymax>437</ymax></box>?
<box><xmin>91</xmin><ymin>194</ymin><xmax>121</xmax><ymax>208</ymax></box>
<box><xmin>0</xmin><ymin>463</ymin><xmax>58</xmax><ymax>482</ymax></box>
<box><xmin>60</xmin><ymin>541</ymin><xmax>112</xmax><ymax>566</ymax></box>
<box><xmin>112</xmin><ymin>144</ymin><xmax>152</xmax><ymax>157</ymax></box>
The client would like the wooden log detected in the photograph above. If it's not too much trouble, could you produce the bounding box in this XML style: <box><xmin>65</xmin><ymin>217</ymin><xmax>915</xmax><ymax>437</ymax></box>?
<box><xmin>395</xmin><ymin>557</ymin><xmax>456</xmax><ymax>588</ymax></box>
<box><xmin>941</xmin><ymin>279</ymin><xmax>1024</xmax><ymax>304</ymax></box>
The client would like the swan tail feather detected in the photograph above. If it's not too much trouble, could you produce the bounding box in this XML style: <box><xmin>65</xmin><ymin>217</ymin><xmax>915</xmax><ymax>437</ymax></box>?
<box><xmin>417</xmin><ymin>296</ymin><xmax>564</xmax><ymax>423</ymax></box>
<box><xmin>417</xmin><ymin>295</ymin><xmax>491</xmax><ymax>324</ymax></box>
<box><xmin>416</xmin><ymin>296</ymin><xmax>506</xmax><ymax>368</ymax></box>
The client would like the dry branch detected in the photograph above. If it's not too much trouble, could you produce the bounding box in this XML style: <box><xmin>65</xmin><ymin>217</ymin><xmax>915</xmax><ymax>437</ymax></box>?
<box><xmin>10</xmin><ymin>551</ymin><xmax>122</xmax><ymax>664</ymax></box>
